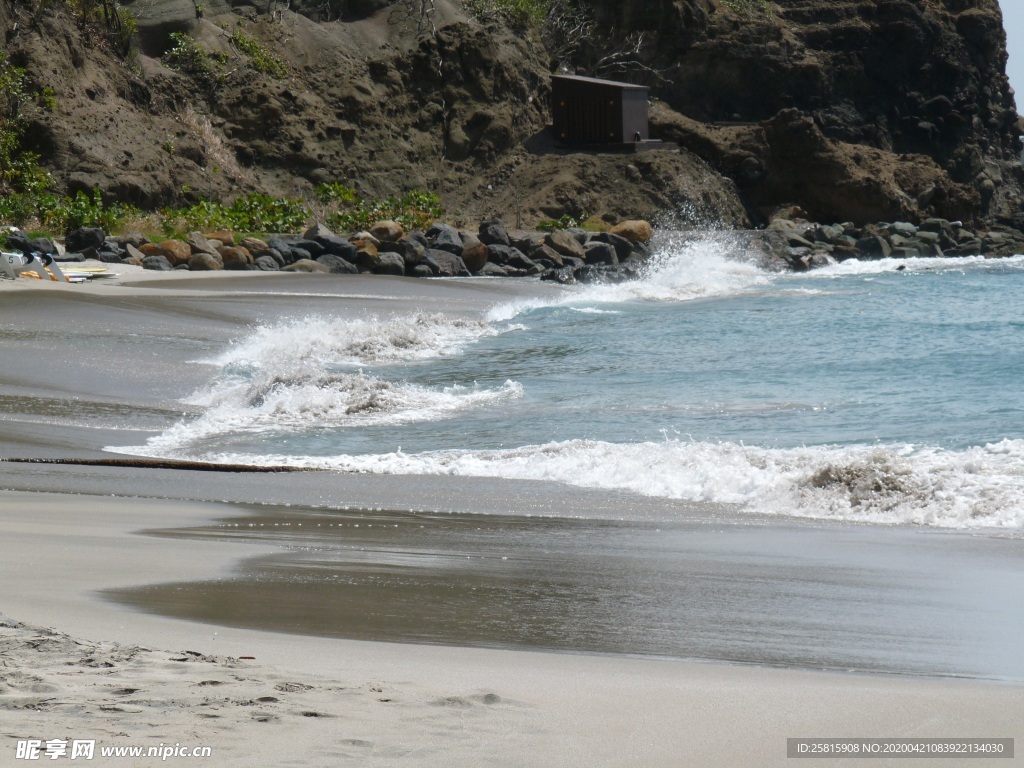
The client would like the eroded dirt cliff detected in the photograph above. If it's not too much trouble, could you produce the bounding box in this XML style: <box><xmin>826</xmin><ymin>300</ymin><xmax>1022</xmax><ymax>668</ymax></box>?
<box><xmin>1</xmin><ymin>0</ymin><xmax>1021</xmax><ymax>227</ymax></box>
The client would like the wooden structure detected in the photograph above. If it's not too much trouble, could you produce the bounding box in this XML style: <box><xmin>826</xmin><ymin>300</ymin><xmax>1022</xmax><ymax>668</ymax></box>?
<box><xmin>551</xmin><ymin>75</ymin><xmax>650</xmax><ymax>146</ymax></box>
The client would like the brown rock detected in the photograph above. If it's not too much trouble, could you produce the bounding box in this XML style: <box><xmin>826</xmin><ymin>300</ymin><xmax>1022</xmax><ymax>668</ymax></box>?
<box><xmin>351</xmin><ymin>238</ymin><xmax>378</xmax><ymax>258</ymax></box>
<box><xmin>241</xmin><ymin>237</ymin><xmax>269</xmax><ymax>254</ymax></box>
<box><xmin>369</xmin><ymin>220</ymin><xmax>404</xmax><ymax>242</ymax></box>
<box><xmin>350</xmin><ymin>239</ymin><xmax>380</xmax><ymax>272</ymax></box>
<box><xmin>138</xmin><ymin>241</ymin><xmax>190</xmax><ymax>266</ymax></box>
<box><xmin>189</xmin><ymin>252</ymin><xmax>224</xmax><ymax>271</ymax></box>
<box><xmin>460</xmin><ymin>234</ymin><xmax>488</xmax><ymax>273</ymax></box>
<box><xmin>544</xmin><ymin>230</ymin><xmax>586</xmax><ymax>260</ymax></box>
<box><xmin>218</xmin><ymin>246</ymin><xmax>253</xmax><ymax>270</ymax></box>
<box><xmin>138</xmin><ymin>243</ymin><xmax>170</xmax><ymax>258</ymax></box>
<box><xmin>610</xmin><ymin>220</ymin><xmax>654</xmax><ymax>243</ymax></box>
<box><xmin>159</xmin><ymin>239</ymin><xmax>192</xmax><ymax>267</ymax></box>
<box><xmin>205</xmin><ymin>230</ymin><xmax>235</xmax><ymax>247</ymax></box>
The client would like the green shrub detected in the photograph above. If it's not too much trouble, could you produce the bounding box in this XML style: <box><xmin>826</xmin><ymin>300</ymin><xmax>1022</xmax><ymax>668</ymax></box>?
<box><xmin>316</xmin><ymin>184</ymin><xmax>444</xmax><ymax>233</ymax></box>
<box><xmin>164</xmin><ymin>32</ymin><xmax>220</xmax><ymax>82</ymax></box>
<box><xmin>38</xmin><ymin>87</ymin><xmax>58</xmax><ymax>112</ymax></box>
<box><xmin>0</xmin><ymin>188</ymin><xmax>139</xmax><ymax>232</ymax></box>
<box><xmin>1</xmin><ymin>54</ymin><xmax>56</xmax><ymax>215</ymax></box>
<box><xmin>316</xmin><ymin>182</ymin><xmax>361</xmax><ymax>207</ymax></box>
<box><xmin>537</xmin><ymin>213</ymin><xmax>585</xmax><ymax>232</ymax></box>
<box><xmin>49</xmin><ymin>190</ymin><xmax>139</xmax><ymax>233</ymax></box>
<box><xmin>165</xmin><ymin>193</ymin><xmax>310</xmax><ymax>234</ymax></box>
<box><xmin>229</xmin><ymin>30</ymin><xmax>287</xmax><ymax>78</ymax></box>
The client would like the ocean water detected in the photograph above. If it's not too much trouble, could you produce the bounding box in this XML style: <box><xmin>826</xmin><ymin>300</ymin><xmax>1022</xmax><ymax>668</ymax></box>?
<box><xmin>111</xmin><ymin>232</ymin><xmax>1024</xmax><ymax>531</ymax></box>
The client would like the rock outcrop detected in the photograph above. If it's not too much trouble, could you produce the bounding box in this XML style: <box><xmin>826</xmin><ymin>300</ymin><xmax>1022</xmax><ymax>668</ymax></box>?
<box><xmin>1</xmin><ymin>0</ymin><xmax>1020</xmax><ymax>228</ymax></box>
<box><xmin>590</xmin><ymin>0</ymin><xmax>1023</xmax><ymax>225</ymax></box>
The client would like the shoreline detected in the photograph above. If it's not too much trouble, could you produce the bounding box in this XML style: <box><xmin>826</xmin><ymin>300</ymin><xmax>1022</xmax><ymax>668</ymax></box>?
<box><xmin>2</xmin><ymin>269</ymin><xmax>1023</xmax><ymax>765</ymax></box>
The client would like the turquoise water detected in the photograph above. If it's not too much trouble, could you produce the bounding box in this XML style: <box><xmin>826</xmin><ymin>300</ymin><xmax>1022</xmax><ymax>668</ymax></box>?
<box><xmin>115</xmin><ymin>233</ymin><xmax>1024</xmax><ymax>529</ymax></box>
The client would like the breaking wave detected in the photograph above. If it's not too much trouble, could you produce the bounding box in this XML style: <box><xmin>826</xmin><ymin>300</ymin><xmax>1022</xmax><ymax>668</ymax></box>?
<box><xmin>115</xmin><ymin>310</ymin><xmax>522</xmax><ymax>454</ymax></box>
<box><xmin>121</xmin><ymin>373</ymin><xmax>523</xmax><ymax>454</ymax></box>
<box><xmin>212</xmin><ymin>311</ymin><xmax>499</xmax><ymax>370</ymax></box>
<box><xmin>207</xmin><ymin>438</ymin><xmax>1024</xmax><ymax>530</ymax></box>
<box><xmin>487</xmin><ymin>229</ymin><xmax>771</xmax><ymax>321</ymax></box>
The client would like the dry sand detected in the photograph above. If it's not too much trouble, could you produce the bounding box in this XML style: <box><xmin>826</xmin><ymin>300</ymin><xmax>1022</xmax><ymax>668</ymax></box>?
<box><xmin>1</xmin><ymin>268</ymin><xmax>1021</xmax><ymax>766</ymax></box>
<box><xmin>3</xmin><ymin>492</ymin><xmax>1021</xmax><ymax>768</ymax></box>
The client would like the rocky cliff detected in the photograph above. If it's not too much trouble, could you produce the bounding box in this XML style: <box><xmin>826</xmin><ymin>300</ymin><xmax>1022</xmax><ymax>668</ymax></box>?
<box><xmin>1</xmin><ymin>0</ymin><xmax>1020</xmax><ymax>228</ymax></box>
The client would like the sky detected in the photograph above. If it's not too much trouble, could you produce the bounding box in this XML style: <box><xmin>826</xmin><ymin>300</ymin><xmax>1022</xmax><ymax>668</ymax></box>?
<box><xmin>1003</xmin><ymin>1</ymin><xmax>1024</xmax><ymax>102</ymax></box>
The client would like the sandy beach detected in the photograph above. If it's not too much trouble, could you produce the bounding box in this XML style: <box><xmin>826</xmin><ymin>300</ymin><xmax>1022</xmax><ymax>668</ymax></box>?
<box><xmin>1</xmin><ymin>267</ymin><xmax>1022</xmax><ymax>767</ymax></box>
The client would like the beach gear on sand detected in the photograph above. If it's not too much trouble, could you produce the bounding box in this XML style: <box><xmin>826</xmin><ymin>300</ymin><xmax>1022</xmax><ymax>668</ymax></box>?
<box><xmin>1</xmin><ymin>251</ymin><xmax>71</xmax><ymax>282</ymax></box>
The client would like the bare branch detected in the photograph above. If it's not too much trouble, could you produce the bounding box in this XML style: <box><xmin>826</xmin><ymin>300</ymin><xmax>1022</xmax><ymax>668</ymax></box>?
<box><xmin>388</xmin><ymin>0</ymin><xmax>436</xmax><ymax>37</ymax></box>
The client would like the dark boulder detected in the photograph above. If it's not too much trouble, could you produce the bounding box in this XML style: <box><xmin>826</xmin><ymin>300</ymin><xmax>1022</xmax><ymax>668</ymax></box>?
<box><xmin>142</xmin><ymin>255</ymin><xmax>174</xmax><ymax>271</ymax></box>
<box><xmin>583</xmin><ymin>242</ymin><xmax>618</xmax><ymax>266</ymax></box>
<box><xmin>253</xmin><ymin>255</ymin><xmax>280</xmax><ymax>271</ymax></box>
<box><xmin>425</xmin><ymin>248</ymin><xmax>470</xmax><ymax>276</ymax></box>
<box><xmin>4</xmin><ymin>230</ymin><xmax>32</xmax><ymax>254</ymax></box>
<box><xmin>477</xmin><ymin>262</ymin><xmax>509</xmax><ymax>277</ymax></box>
<box><xmin>427</xmin><ymin>223</ymin><xmax>464</xmax><ymax>255</ymax></box>
<box><xmin>478</xmin><ymin>218</ymin><xmax>510</xmax><ymax>247</ymax></box>
<box><xmin>264</xmin><ymin>248</ymin><xmax>286</xmax><ymax>267</ymax></box>
<box><xmin>317</xmin><ymin>235</ymin><xmax>358</xmax><ymax>260</ymax></box>
<box><xmin>855</xmin><ymin>236</ymin><xmax>892</xmax><ymax>258</ymax></box>
<box><xmin>66</xmin><ymin>227</ymin><xmax>106</xmax><ymax>252</ymax></box>
<box><xmin>291</xmin><ymin>239</ymin><xmax>326</xmax><ymax>259</ymax></box>
<box><xmin>316</xmin><ymin>254</ymin><xmax>358</xmax><ymax>273</ymax></box>
<box><xmin>589</xmin><ymin>231</ymin><xmax>633</xmax><ymax>262</ymax></box>
<box><xmin>267</xmin><ymin>237</ymin><xmax>297</xmax><ymax>265</ymax></box>
<box><xmin>486</xmin><ymin>244</ymin><xmax>537</xmax><ymax>271</ymax></box>
<box><xmin>29</xmin><ymin>237</ymin><xmax>59</xmax><ymax>256</ymax></box>
<box><xmin>98</xmin><ymin>250</ymin><xmax>125</xmax><ymax>264</ymax></box>
<box><xmin>374</xmin><ymin>252</ymin><xmax>405</xmax><ymax>276</ymax></box>
<box><xmin>402</xmin><ymin>237</ymin><xmax>427</xmax><ymax>269</ymax></box>
<box><xmin>527</xmin><ymin>243</ymin><xmax>564</xmax><ymax>269</ymax></box>
<box><xmin>410</xmin><ymin>264</ymin><xmax>435</xmax><ymax>278</ymax></box>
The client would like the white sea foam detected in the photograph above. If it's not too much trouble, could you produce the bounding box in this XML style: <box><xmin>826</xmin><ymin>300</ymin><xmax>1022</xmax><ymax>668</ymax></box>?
<box><xmin>122</xmin><ymin>373</ymin><xmax>523</xmax><ymax>454</ymax></box>
<box><xmin>805</xmin><ymin>254</ymin><xmax>1024</xmax><ymax>278</ymax></box>
<box><xmin>487</xmin><ymin>229</ymin><xmax>771</xmax><ymax>321</ymax></box>
<box><xmin>116</xmin><ymin>310</ymin><xmax>522</xmax><ymax>453</ymax></box>
<box><xmin>213</xmin><ymin>312</ymin><xmax>498</xmax><ymax>369</ymax></box>
<box><xmin>202</xmin><ymin>438</ymin><xmax>1024</xmax><ymax>530</ymax></box>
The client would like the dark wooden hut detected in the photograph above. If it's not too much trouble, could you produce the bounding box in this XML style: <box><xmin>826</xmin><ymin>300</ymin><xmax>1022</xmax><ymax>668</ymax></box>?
<box><xmin>551</xmin><ymin>75</ymin><xmax>650</xmax><ymax>146</ymax></box>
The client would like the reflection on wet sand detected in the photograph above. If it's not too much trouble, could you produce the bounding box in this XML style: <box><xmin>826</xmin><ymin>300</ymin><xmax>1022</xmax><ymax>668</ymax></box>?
<box><xmin>109</xmin><ymin>506</ymin><xmax>1024</xmax><ymax>681</ymax></box>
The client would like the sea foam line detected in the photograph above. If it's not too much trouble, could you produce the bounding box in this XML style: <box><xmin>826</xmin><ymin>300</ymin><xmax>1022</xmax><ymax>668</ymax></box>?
<box><xmin>199</xmin><ymin>438</ymin><xmax>1024</xmax><ymax>530</ymax></box>
<box><xmin>116</xmin><ymin>374</ymin><xmax>524</xmax><ymax>454</ymax></box>
<box><xmin>802</xmin><ymin>253</ymin><xmax>1024</xmax><ymax>278</ymax></box>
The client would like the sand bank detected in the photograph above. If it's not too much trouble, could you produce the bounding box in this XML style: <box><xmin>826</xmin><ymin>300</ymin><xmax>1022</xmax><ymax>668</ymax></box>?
<box><xmin>2</xmin><ymin>489</ymin><xmax>1022</xmax><ymax>768</ymax></box>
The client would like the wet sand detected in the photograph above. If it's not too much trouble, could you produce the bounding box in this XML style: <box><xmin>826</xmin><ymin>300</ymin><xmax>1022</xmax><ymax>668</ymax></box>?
<box><xmin>1</xmin><ymin>270</ymin><xmax>1022</xmax><ymax>766</ymax></box>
